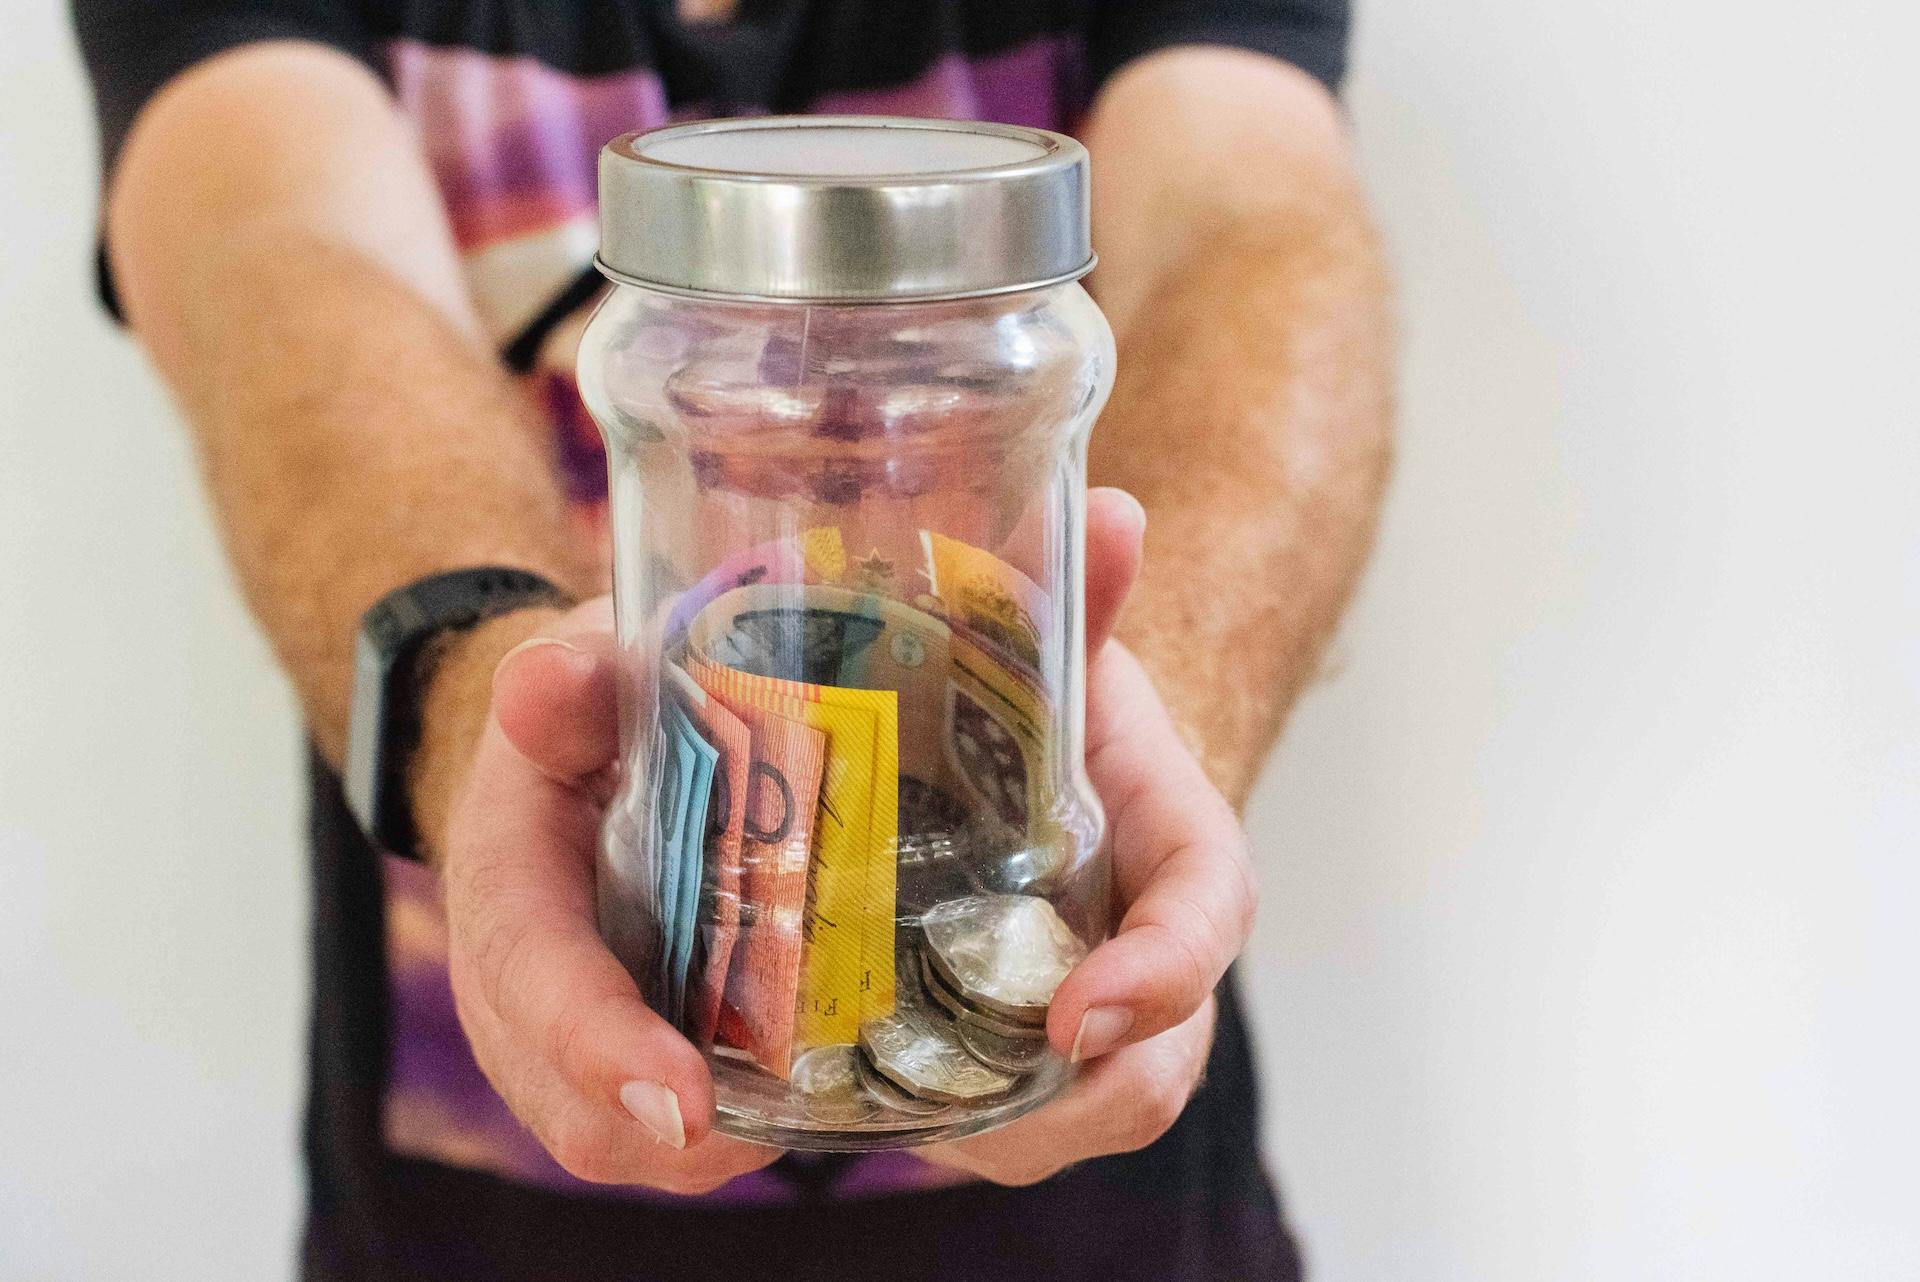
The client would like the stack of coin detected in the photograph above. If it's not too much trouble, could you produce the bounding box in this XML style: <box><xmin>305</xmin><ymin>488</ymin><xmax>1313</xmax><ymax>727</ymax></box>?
<box><xmin>846</xmin><ymin>893</ymin><xmax>1088</xmax><ymax>1117</ymax></box>
<box><xmin>920</xmin><ymin>892</ymin><xmax>1085</xmax><ymax>1027</ymax></box>
<box><xmin>857</xmin><ymin>1007</ymin><xmax>1015</xmax><ymax>1108</ymax></box>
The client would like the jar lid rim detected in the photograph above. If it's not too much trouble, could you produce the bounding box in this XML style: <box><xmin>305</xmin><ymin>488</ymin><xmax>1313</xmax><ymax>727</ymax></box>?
<box><xmin>597</xmin><ymin>116</ymin><xmax>1094</xmax><ymax>302</ymax></box>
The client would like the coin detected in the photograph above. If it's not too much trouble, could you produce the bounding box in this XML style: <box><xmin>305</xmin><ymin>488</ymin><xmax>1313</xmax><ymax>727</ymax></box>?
<box><xmin>854</xmin><ymin>1048</ymin><xmax>948</xmax><ymax>1116</ymax></box>
<box><xmin>918</xmin><ymin>951</ymin><xmax>1048</xmax><ymax>1041</ymax></box>
<box><xmin>858</xmin><ymin>1008</ymin><xmax>1017</xmax><ymax>1106</ymax></box>
<box><xmin>790</xmin><ymin>1044</ymin><xmax>877</xmax><ymax>1125</ymax></box>
<box><xmin>921</xmin><ymin>894</ymin><xmax>1087</xmax><ymax>1022</ymax></box>
<box><xmin>897</xmin><ymin>778</ymin><xmax>977</xmax><ymax>913</ymax></box>
<box><xmin>894</xmin><ymin>941</ymin><xmax>931</xmax><ymax>1005</ymax></box>
<box><xmin>955</xmin><ymin>1018</ymin><xmax>1054</xmax><ymax>1076</ymax></box>
<box><xmin>922</xmin><ymin>946</ymin><xmax>1045</xmax><ymax>1032</ymax></box>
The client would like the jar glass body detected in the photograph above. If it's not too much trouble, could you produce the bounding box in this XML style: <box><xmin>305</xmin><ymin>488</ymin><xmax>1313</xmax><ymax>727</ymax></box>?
<box><xmin>577</xmin><ymin>280</ymin><xmax>1115</xmax><ymax>1149</ymax></box>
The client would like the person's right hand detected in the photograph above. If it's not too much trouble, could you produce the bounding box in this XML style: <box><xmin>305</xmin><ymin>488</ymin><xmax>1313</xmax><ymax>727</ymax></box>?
<box><xmin>429</xmin><ymin>598</ymin><xmax>782</xmax><ymax>1193</ymax></box>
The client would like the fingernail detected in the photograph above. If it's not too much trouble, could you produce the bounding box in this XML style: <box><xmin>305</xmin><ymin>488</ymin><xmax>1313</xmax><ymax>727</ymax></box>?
<box><xmin>618</xmin><ymin>1080</ymin><xmax>686</xmax><ymax>1148</ymax></box>
<box><xmin>1071</xmin><ymin>1006</ymin><xmax>1135</xmax><ymax>1062</ymax></box>
<box><xmin>501</xmin><ymin>636</ymin><xmax>584</xmax><ymax>664</ymax></box>
<box><xmin>1093</xmin><ymin>486</ymin><xmax>1147</xmax><ymax>530</ymax></box>
<box><xmin>493</xmin><ymin>637</ymin><xmax>586</xmax><ymax>693</ymax></box>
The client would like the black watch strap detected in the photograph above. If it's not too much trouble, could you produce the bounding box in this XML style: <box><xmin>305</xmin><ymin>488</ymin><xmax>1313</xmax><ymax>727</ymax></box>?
<box><xmin>344</xmin><ymin>567</ymin><xmax>573</xmax><ymax>861</ymax></box>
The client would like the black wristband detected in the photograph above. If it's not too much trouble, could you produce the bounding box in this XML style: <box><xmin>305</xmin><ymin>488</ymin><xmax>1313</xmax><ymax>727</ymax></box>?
<box><xmin>344</xmin><ymin>567</ymin><xmax>573</xmax><ymax>861</ymax></box>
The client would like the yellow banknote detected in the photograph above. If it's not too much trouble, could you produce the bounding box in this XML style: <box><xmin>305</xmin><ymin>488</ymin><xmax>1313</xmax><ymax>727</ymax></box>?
<box><xmin>919</xmin><ymin>529</ymin><xmax>1053</xmax><ymax>677</ymax></box>
<box><xmin>687</xmin><ymin>654</ymin><xmax>899</xmax><ymax>1050</ymax></box>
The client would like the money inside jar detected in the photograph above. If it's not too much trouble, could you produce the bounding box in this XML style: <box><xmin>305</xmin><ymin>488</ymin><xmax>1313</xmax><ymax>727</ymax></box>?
<box><xmin>630</xmin><ymin>529</ymin><xmax>1097</xmax><ymax>1124</ymax></box>
<box><xmin>617</xmin><ymin>524</ymin><xmax>1102</xmax><ymax>1137</ymax></box>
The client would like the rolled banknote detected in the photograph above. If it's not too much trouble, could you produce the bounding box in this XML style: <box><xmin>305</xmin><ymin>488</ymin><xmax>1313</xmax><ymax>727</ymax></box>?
<box><xmin>943</xmin><ymin>631</ymin><xmax>1047</xmax><ymax>831</ymax></box>
<box><xmin>663</xmin><ymin>526</ymin><xmax>848</xmax><ymax>642</ymax></box>
<box><xmin>689</xmin><ymin>582</ymin><xmax>952</xmax><ymax>787</ymax></box>
<box><xmin>647</xmin><ymin>719</ymin><xmax>690</xmax><ymax>1011</ymax></box>
<box><xmin>690</xmin><ymin>653</ymin><xmax>899</xmax><ymax>1054</ymax></box>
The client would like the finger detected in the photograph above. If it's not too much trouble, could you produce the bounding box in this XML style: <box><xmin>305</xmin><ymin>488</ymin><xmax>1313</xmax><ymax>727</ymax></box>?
<box><xmin>539</xmin><ymin>1093</ymin><xmax>783</xmax><ymax>1192</ymax></box>
<box><xmin>922</xmin><ymin>997</ymin><xmax>1215</xmax><ymax>1186</ymax></box>
<box><xmin>1048</xmin><ymin>645</ymin><xmax>1256</xmax><ymax>1061</ymax></box>
<box><xmin>446</xmin><ymin>714</ymin><xmax>717</xmax><ymax>1148</ymax></box>
<box><xmin>983</xmin><ymin>485</ymin><xmax>1143</xmax><ymax>641</ymax></box>
<box><xmin>983</xmin><ymin>488</ymin><xmax>1052</xmax><ymax>588</ymax></box>
<box><xmin>491</xmin><ymin>603</ymin><xmax>621</xmax><ymax>786</ymax></box>
<box><xmin>458</xmin><ymin>976</ymin><xmax>781</xmax><ymax>1191</ymax></box>
<box><xmin>1084</xmin><ymin>486</ymin><xmax>1146</xmax><ymax>657</ymax></box>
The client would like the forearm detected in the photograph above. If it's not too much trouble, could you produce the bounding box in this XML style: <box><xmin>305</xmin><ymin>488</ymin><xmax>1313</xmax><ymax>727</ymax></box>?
<box><xmin>1089</xmin><ymin>145</ymin><xmax>1393</xmax><ymax>808</ymax></box>
<box><xmin>107</xmin><ymin>44</ymin><xmax>597</xmax><ymax>846</ymax></box>
<box><xmin>169</xmin><ymin>239</ymin><xmax>592</xmax><ymax>750</ymax></box>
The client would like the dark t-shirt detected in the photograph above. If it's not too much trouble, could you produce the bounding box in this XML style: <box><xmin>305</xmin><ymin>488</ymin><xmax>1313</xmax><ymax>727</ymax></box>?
<box><xmin>74</xmin><ymin>3</ymin><xmax>1347</xmax><ymax>1278</ymax></box>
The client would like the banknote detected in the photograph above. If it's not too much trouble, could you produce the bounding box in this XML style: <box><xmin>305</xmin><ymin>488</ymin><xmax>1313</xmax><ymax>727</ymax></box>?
<box><xmin>943</xmin><ymin>627</ymin><xmax>1068</xmax><ymax>887</ymax></box>
<box><xmin>658</xmin><ymin>698</ymin><xmax>718</xmax><ymax>1029</ymax></box>
<box><xmin>664</xmin><ymin>526</ymin><xmax>849</xmax><ymax>641</ymax></box>
<box><xmin>646</xmin><ymin>720</ymin><xmax>690</xmax><ymax>1007</ymax></box>
<box><xmin>689</xmin><ymin>652</ymin><xmax>899</xmax><ymax>1052</ymax></box>
<box><xmin>919</xmin><ymin>529</ymin><xmax>1053</xmax><ymax>680</ymax></box>
<box><xmin>690</xmin><ymin>580</ymin><xmax>887</xmax><ymax>688</ymax></box>
<box><xmin>696</xmin><ymin>680</ymin><xmax>827</xmax><ymax>1080</ymax></box>
<box><xmin>662</xmin><ymin>662</ymin><xmax>751</xmax><ymax>1047</ymax></box>
<box><xmin>689</xmin><ymin>582</ymin><xmax>952</xmax><ymax>786</ymax></box>
<box><xmin>692</xmin><ymin>576</ymin><xmax>1052</xmax><ymax>818</ymax></box>
<box><xmin>894</xmin><ymin>774</ymin><xmax>981</xmax><ymax>915</ymax></box>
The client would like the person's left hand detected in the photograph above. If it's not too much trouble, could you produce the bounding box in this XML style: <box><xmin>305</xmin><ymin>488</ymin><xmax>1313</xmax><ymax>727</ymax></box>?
<box><xmin>919</xmin><ymin>490</ymin><xmax>1258</xmax><ymax>1185</ymax></box>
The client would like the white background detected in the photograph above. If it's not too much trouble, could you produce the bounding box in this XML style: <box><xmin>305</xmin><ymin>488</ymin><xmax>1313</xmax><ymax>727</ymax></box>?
<box><xmin>3</xmin><ymin>2</ymin><xmax>1917</xmax><ymax>1277</ymax></box>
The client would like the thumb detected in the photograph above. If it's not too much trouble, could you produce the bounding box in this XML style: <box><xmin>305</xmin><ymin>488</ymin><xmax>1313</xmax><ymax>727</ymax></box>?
<box><xmin>491</xmin><ymin>598</ymin><xmax>622</xmax><ymax>787</ymax></box>
<box><xmin>1085</xmin><ymin>486</ymin><xmax>1146</xmax><ymax>656</ymax></box>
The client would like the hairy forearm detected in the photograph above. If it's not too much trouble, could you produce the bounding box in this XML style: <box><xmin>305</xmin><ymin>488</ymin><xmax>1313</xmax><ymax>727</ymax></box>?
<box><xmin>107</xmin><ymin>45</ymin><xmax>596</xmax><ymax>852</ymax></box>
<box><xmin>163</xmin><ymin>235</ymin><xmax>595</xmax><ymax>762</ymax></box>
<box><xmin>1090</xmin><ymin>197</ymin><xmax>1393</xmax><ymax>809</ymax></box>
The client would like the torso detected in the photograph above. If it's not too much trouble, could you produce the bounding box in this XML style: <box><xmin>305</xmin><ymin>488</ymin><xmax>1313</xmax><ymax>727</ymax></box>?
<box><xmin>302</xmin><ymin>5</ymin><xmax>1300</xmax><ymax>1277</ymax></box>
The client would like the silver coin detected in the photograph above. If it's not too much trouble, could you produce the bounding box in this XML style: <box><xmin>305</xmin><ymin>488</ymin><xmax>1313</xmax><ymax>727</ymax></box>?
<box><xmin>895</xmin><ymin>942</ymin><xmax>929</xmax><ymax>1006</ymax></box>
<box><xmin>858</xmin><ymin>1008</ymin><xmax>1017</xmax><ymax>1106</ymax></box>
<box><xmin>921</xmin><ymin>894</ymin><xmax>1087</xmax><ymax>1022</ymax></box>
<box><xmin>918</xmin><ymin>950</ymin><xmax>1048</xmax><ymax>1041</ymax></box>
<box><xmin>955</xmin><ymin>1018</ymin><xmax>1053</xmax><ymax>1076</ymax></box>
<box><xmin>923</xmin><ymin>947</ymin><xmax>1048</xmax><ymax>1032</ymax></box>
<box><xmin>854</xmin><ymin>1048</ymin><xmax>948</xmax><ymax>1116</ymax></box>
<box><xmin>790</xmin><ymin>1044</ymin><xmax>877</xmax><ymax>1125</ymax></box>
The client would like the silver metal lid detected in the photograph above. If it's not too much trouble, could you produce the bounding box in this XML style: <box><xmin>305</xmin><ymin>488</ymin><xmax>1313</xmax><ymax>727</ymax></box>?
<box><xmin>595</xmin><ymin>117</ymin><xmax>1093</xmax><ymax>303</ymax></box>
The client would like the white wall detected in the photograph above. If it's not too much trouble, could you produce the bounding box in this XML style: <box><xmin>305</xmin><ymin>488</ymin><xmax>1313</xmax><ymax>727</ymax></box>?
<box><xmin>3</xmin><ymin>1</ymin><xmax>1916</xmax><ymax>1278</ymax></box>
<box><xmin>1249</xmin><ymin>2</ymin><xmax>1920</xmax><ymax>1277</ymax></box>
<box><xmin>0</xmin><ymin>6</ymin><xmax>308</xmax><ymax>1279</ymax></box>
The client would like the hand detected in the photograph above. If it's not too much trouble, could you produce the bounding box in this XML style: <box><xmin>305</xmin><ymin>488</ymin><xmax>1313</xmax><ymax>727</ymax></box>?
<box><xmin>920</xmin><ymin>490</ymin><xmax>1258</xmax><ymax>1185</ymax></box>
<box><xmin>418</xmin><ymin>486</ymin><xmax>1250</xmax><ymax>1193</ymax></box>
<box><xmin>428</xmin><ymin>598</ymin><xmax>781</xmax><ymax>1193</ymax></box>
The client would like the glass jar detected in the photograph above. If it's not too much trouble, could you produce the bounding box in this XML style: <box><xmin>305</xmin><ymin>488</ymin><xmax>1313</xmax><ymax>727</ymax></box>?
<box><xmin>578</xmin><ymin>118</ymin><xmax>1115</xmax><ymax>1149</ymax></box>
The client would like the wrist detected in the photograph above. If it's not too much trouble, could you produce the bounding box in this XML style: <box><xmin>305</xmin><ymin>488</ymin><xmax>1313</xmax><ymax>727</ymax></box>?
<box><xmin>407</xmin><ymin>605</ymin><xmax>567</xmax><ymax>867</ymax></box>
